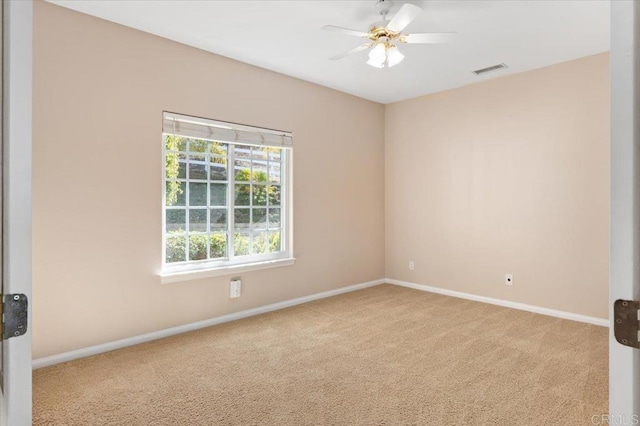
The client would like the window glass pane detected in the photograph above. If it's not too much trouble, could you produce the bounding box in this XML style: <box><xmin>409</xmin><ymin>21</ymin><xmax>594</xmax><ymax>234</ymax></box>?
<box><xmin>234</xmin><ymin>208</ymin><xmax>250</xmax><ymax>230</ymax></box>
<box><xmin>252</xmin><ymin>161</ymin><xmax>268</xmax><ymax>182</ymax></box>
<box><xmin>268</xmin><ymin>148</ymin><xmax>282</xmax><ymax>184</ymax></box>
<box><xmin>269</xmin><ymin>231</ymin><xmax>281</xmax><ymax>253</ymax></box>
<box><xmin>235</xmin><ymin>184</ymin><xmax>251</xmax><ymax>206</ymax></box>
<box><xmin>177</xmin><ymin>154</ymin><xmax>187</xmax><ymax>179</ymax></box>
<box><xmin>189</xmin><ymin>235</ymin><xmax>208</xmax><ymax>261</ymax></box>
<box><xmin>165</xmin><ymin>135</ymin><xmax>187</xmax><ymax>152</ymax></box>
<box><xmin>189</xmin><ymin>154</ymin><xmax>207</xmax><ymax>180</ymax></box>
<box><xmin>269</xmin><ymin>163</ymin><xmax>281</xmax><ymax>184</ymax></box>
<box><xmin>268</xmin><ymin>149</ymin><xmax>281</xmax><ymax>163</ymax></box>
<box><xmin>166</xmin><ymin>235</ymin><xmax>186</xmax><ymax>263</ymax></box>
<box><xmin>189</xmin><ymin>209</ymin><xmax>207</xmax><ymax>232</ymax></box>
<box><xmin>235</xmin><ymin>145</ymin><xmax>252</xmax><ymax>159</ymax></box>
<box><xmin>209</xmin><ymin>233</ymin><xmax>227</xmax><ymax>259</ymax></box>
<box><xmin>166</xmin><ymin>181</ymin><xmax>186</xmax><ymax>206</ymax></box>
<box><xmin>234</xmin><ymin>232</ymin><xmax>250</xmax><ymax>256</ymax></box>
<box><xmin>252</xmin><ymin>146</ymin><xmax>268</xmax><ymax>161</ymax></box>
<box><xmin>253</xmin><ymin>184</ymin><xmax>267</xmax><ymax>206</ymax></box>
<box><xmin>210</xmin><ymin>183</ymin><xmax>227</xmax><ymax>206</ymax></box>
<box><xmin>253</xmin><ymin>208</ymin><xmax>267</xmax><ymax>229</ymax></box>
<box><xmin>189</xmin><ymin>182</ymin><xmax>207</xmax><ymax>206</ymax></box>
<box><xmin>252</xmin><ymin>147</ymin><xmax>268</xmax><ymax>181</ymax></box>
<box><xmin>209</xmin><ymin>141</ymin><xmax>227</xmax><ymax>157</ymax></box>
<box><xmin>234</xmin><ymin>145</ymin><xmax>252</xmax><ymax>182</ymax></box>
<box><xmin>234</xmin><ymin>159</ymin><xmax>251</xmax><ymax>182</ymax></box>
<box><xmin>268</xmin><ymin>185</ymin><xmax>281</xmax><ymax>206</ymax></box>
<box><xmin>252</xmin><ymin>231</ymin><xmax>268</xmax><ymax>255</ymax></box>
<box><xmin>165</xmin><ymin>152</ymin><xmax>186</xmax><ymax>180</ymax></box>
<box><xmin>166</xmin><ymin>209</ymin><xmax>186</xmax><ymax>233</ymax></box>
<box><xmin>210</xmin><ymin>209</ymin><xmax>227</xmax><ymax>231</ymax></box>
<box><xmin>209</xmin><ymin>160</ymin><xmax>227</xmax><ymax>181</ymax></box>
<box><xmin>268</xmin><ymin>208</ymin><xmax>281</xmax><ymax>228</ymax></box>
<box><xmin>189</xmin><ymin>139</ymin><xmax>207</xmax><ymax>153</ymax></box>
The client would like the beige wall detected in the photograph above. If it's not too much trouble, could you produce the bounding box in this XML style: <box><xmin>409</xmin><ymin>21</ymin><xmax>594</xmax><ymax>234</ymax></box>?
<box><xmin>385</xmin><ymin>53</ymin><xmax>610</xmax><ymax>319</ymax></box>
<box><xmin>32</xmin><ymin>2</ymin><xmax>385</xmax><ymax>359</ymax></box>
<box><xmin>33</xmin><ymin>2</ymin><xmax>610</xmax><ymax>360</ymax></box>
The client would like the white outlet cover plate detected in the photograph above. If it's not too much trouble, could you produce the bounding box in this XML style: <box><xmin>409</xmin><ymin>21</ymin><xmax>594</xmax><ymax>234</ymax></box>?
<box><xmin>230</xmin><ymin>279</ymin><xmax>242</xmax><ymax>298</ymax></box>
<box><xmin>505</xmin><ymin>274</ymin><xmax>513</xmax><ymax>286</ymax></box>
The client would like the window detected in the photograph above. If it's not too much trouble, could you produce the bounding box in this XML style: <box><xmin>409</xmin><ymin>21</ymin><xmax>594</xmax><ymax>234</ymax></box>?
<box><xmin>162</xmin><ymin>112</ymin><xmax>293</xmax><ymax>279</ymax></box>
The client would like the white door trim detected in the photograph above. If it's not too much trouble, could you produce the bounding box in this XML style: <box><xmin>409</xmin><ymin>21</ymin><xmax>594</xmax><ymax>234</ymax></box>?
<box><xmin>610</xmin><ymin>0</ymin><xmax>640</xmax><ymax>419</ymax></box>
<box><xmin>1</xmin><ymin>1</ymin><xmax>33</xmax><ymax>425</ymax></box>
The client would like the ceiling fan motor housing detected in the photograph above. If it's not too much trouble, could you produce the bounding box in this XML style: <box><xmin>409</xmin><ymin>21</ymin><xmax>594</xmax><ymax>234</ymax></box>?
<box><xmin>368</xmin><ymin>24</ymin><xmax>401</xmax><ymax>43</ymax></box>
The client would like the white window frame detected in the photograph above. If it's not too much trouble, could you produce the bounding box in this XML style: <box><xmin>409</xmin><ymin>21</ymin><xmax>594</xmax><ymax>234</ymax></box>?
<box><xmin>160</xmin><ymin>113</ymin><xmax>294</xmax><ymax>283</ymax></box>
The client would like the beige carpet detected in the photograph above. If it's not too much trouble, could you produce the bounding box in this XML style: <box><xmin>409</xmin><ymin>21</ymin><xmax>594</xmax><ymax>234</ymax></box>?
<box><xmin>33</xmin><ymin>284</ymin><xmax>608</xmax><ymax>425</ymax></box>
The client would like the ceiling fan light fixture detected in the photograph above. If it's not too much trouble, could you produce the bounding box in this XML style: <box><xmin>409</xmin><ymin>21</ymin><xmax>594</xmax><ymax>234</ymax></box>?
<box><xmin>386</xmin><ymin>45</ymin><xmax>404</xmax><ymax>67</ymax></box>
<box><xmin>366</xmin><ymin>57</ymin><xmax>385</xmax><ymax>68</ymax></box>
<box><xmin>369</xmin><ymin>43</ymin><xmax>386</xmax><ymax>63</ymax></box>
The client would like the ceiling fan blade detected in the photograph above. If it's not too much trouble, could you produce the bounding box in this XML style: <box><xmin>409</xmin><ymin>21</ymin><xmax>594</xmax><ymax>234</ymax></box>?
<box><xmin>387</xmin><ymin>3</ymin><xmax>422</xmax><ymax>33</ymax></box>
<box><xmin>403</xmin><ymin>32</ymin><xmax>457</xmax><ymax>44</ymax></box>
<box><xmin>329</xmin><ymin>44</ymin><xmax>371</xmax><ymax>61</ymax></box>
<box><xmin>321</xmin><ymin>25</ymin><xmax>369</xmax><ymax>38</ymax></box>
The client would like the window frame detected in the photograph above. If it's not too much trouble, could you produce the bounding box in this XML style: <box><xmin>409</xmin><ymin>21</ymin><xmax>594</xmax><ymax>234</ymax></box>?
<box><xmin>160</xmin><ymin>116</ymin><xmax>294</xmax><ymax>282</ymax></box>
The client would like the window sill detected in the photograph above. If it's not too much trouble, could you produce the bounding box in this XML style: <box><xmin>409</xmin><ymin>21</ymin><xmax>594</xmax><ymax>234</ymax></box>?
<box><xmin>160</xmin><ymin>257</ymin><xmax>296</xmax><ymax>284</ymax></box>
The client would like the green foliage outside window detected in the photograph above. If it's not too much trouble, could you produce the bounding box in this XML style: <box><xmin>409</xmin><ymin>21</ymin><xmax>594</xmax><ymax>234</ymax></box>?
<box><xmin>252</xmin><ymin>232</ymin><xmax>282</xmax><ymax>254</ymax></box>
<box><xmin>166</xmin><ymin>231</ymin><xmax>281</xmax><ymax>263</ymax></box>
<box><xmin>165</xmin><ymin>136</ymin><xmax>228</xmax><ymax>206</ymax></box>
<box><xmin>234</xmin><ymin>169</ymin><xmax>280</xmax><ymax>206</ymax></box>
<box><xmin>166</xmin><ymin>232</ymin><xmax>227</xmax><ymax>263</ymax></box>
<box><xmin>164</xmin><ymin>136</ymin><xmax>282</xmax><ymax>264</ymax></box>
<box><xmin>165</xmin><ymin>135</ymin><xmax>184</xmax><ymax>206</ymax></box>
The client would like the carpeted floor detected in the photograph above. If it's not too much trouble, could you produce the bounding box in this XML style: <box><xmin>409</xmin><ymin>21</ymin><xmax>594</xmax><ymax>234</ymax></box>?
<box><xmin>33</xmin><ymin>284</ymin><xmax>608</xmax><ymax>425</ymax></box>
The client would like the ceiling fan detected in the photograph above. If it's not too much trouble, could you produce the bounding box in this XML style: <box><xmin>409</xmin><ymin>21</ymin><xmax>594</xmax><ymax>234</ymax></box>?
<box><xmin>322</xmin><ymin>0</ymin><xmax>456</xmax><ymax>68</ymax></box>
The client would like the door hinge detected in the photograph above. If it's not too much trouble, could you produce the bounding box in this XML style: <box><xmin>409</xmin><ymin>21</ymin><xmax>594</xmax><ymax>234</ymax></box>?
<box><xmin>1</xmin><ymin>294</ymin><xmax>28</xmax><ymax>340</ymax></box>
<box><xmin>614</xmin><ymin>299</ymin><xmax>640</xmax><ymax>348</ymax></box>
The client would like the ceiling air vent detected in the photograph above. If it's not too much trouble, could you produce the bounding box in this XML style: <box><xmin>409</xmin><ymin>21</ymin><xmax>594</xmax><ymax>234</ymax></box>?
<box><xmin>473</xmin><ymin>63</ymin><xmax>508</xmax><ymax>76</ymax></box>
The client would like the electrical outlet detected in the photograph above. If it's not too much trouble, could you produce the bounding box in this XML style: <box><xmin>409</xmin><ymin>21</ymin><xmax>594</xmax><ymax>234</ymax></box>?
<box><xmin>230</xmin><ymin>279</ymin><xmax>242</xmax><ymax>298</ymax></box>
<box><xmin>505</xmin><ymin>274</ymin><xmax>513</xmax><ymax>286</ymax></box>
<box><xmin>409</xmin><ymin>261</ymin><xmax>415</xmax><ymax>271</ymax></box>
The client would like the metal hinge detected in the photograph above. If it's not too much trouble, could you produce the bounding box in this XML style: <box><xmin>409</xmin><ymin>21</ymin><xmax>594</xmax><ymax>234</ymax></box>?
<box><xmin>614</xmin><ymin>299</ymin><xmax>640</xmax><ymax>348</ymax></box>
<box><xmin>0</xmin><ymin>294</ymin><xmax>28</xmax><ymax>340</ymax></box>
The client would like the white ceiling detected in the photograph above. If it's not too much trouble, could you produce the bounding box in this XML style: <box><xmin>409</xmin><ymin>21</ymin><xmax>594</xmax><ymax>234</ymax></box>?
<box><xmin>49</xmin><ymin>0</ymin><xmax>610</xmax><ymax>104</ymax></box>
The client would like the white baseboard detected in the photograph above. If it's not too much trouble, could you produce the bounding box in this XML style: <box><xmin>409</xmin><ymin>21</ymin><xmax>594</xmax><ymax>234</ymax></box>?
<box><xmin>32</xmin><ymin>278</ymin><xmax>385</xmax><ymax>369</ymax></box>
<box><xmin>386</xmin><ymin>278</ymin><xmax>609</xmax><ymax>327</ymax></box>
<box><xmin>33</xmin><ymin>277</ymin><xmax>609</xmax><ymax>368</ymax></box>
